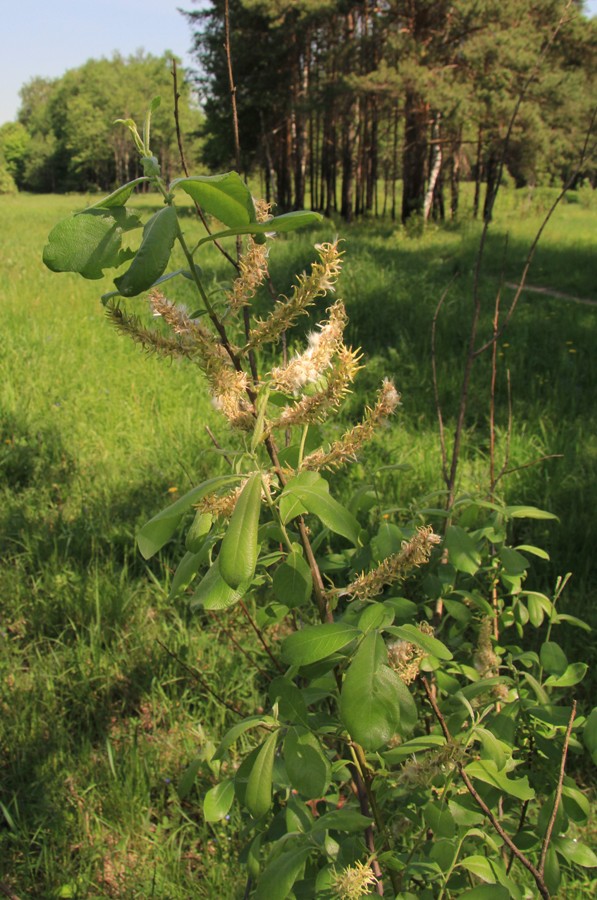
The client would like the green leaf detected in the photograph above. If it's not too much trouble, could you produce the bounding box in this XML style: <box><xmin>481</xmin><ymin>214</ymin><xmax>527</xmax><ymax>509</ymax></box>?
<box><xmin>553</xmin><ymin>836</ymin><xmax>597</xmax><ymax>867</ymax></box>
<box><xmin>371</xmin><ymin>522</ymin><xmax>404</xmax><ymax>561</ymax></box>
<box><xmin>177</xmin><ymin>758</ymin><xmax>202</xmax><ymax>801</ymax></box>
<box><xmin>283</xmin><ymin>727</ymin><xmax>331</xmax><ymax>799</ymax></box>
<box><xmin>219</xmin><ymin>473</ymin><xmax>262</xmax><ymax>588</ymax></box>
<box><xmin>387</xmin><ymin>624</ymin><xmax>453</xmax><ymax>660</ymax></box>
<box><xmin>203</xmin><ymin>779</ymin><xmax>235</xmax><ymax>822</ymax></box>
<box><xmin>85</xmin><ymin>177</ymin><xmax>149</xmax><ymax>209</ymax></box>
<box><xmin>171</xmin><ymin>172</ymin><xmax>256</xmax><ymax>228</ymax></box>
<box><xmin>280</xmin><ymin>472</ymin><xmax>361</xmax><ymax>545</ymax></box>
<box><xmin>311</xmin><ymin>809</ymin><xmax>373</xmax><ymax>833</ymax></box>
<box><xmin>562</xmin><ymin>784</ymin><xmax>591</xmax><ymax>822</ymax></box>
<box><xmin>554</xmin><ymin>613</ymin><xmax>591</xmax><ymax>631</ymax></box>
<box><xmin>43</xmin><ymin>207</ymin><xmax>140</xmax><ymax>279</ymax></box>
<box><xmin>281</xmin><ymin>622</ymin><xmax>360</xmax><ymax>667</ymax></box>
<box><xmin>383</xmin><ymin>734</ymin><xmax>446</xmax><ymax>763</ymax></box>
<box><xmin>499</xmin><ymin>547</ymin><xmax>529</xmax><ymax>576</ymax></box>
<box><xmin>503</xmin><ymin>505</ymin><xmax>558</xmax><ymax>520</ymax></box>
<box><xmin>268</xmin><ymin>677</ymin><xmax>310</xmax><ymax>728</ymax></box>
<box><xmin>168</xmin><ymin>549</ymin><xmax>206</xmax><ymax>600</ymax></box>
<box><xmin>358</xmin><ymin>602</ymin><xmax>395</xmax><ymax>633</ymax></box>
<box><xmin>189</xmin><ymin>558</ymin><xmax>248</xmax><ymax>612</ymax></box>
<box><xmin>186</xmin><ymin>510</ymin><xmax>212</xmax><ymax>553</ymax></box>
<box><xmin>459</xmin><ymin>887</ymin><xmax>509</xmax><ymax>900</ymax></box>
<box><xmin>515</xmin><ymin>543</ymin><xmax>550</xmax><ymax>560</ymax></box>
<box><xmin>459</xmin><ymin>855</ymin><xmax>498</xmax><ymax>882</ymax></box>
<box><xmin>114</xmin><ymin>205</ymin><xmax>178</xmax><ymax>297</ymax></box>
<box><xmin>423</xmin><ymin>801</ymin><xmax>455</xmax><ymax>838</ymax></box>
<box><xmin>273</xmin><ymin>551</ymin><xmax>313</xmax><ymax>608</ymax></box>
<box><xmin>464</xmin><ymin>760</ymin><xmax>535</xmax><ymax>801</ymax></box>
<box><xmin>543</xmin><ymin>846</ymin><xmax>561</xmax><ymax>895</ymax></box>
<box><xmin>254</xmin><ymin>845</ymin><xmax>311</xmax><ymax>900</ymax></box>
<box><xmin>540</xmin><ymin>641</ymin><xmax>568</xmax><ymax>676</ymax></box>
<box><xmin>528</xmin><ymin>705</ymin><xmax>574</xmax><ymax>727</ymax></box>
<box><xmin>245</xmin><ymin>730</ymin><xmax>279</xmax><ymax>818</ymax></box>
<box><xmin>340</xmin><ymin>632</ymin><xmax>402</xmax><ymax>750</ymax></box>
<box><xmin>445</xmin><ymin>525</ymin><xmax>481</xmax><ymax>575</ymax></box>
<box><xmin>544</xmin><ymin>662</ymin><xmax>588</xmax><ymax>687</ymax></box>
<box><xmin>214</xmin><ymin>716</ymin><xmax>275</xmax><ymax>760</ymax></box>
<box><xmin>197</xmin><ymin>210</ymin><xmax>323</xmax><ymax>245</ymax></box>
<box><xmin>475</xmin><ymin>727</ymin><xmax>509</xmax><ymax>771</ymax></box>
<box><xmin>583</xmin><ymin>708</ymin><xmax>597</xmax><ymax>765</ymax></box>
<box><xmin>136</xmin><ymin>474</ymin><xmax>239</xmax><ymax>558</ymax></box>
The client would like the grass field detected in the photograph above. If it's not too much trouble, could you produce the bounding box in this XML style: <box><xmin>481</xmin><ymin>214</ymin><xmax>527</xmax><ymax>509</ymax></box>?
<box><xmin>1</xmin><ymin>185</ymin><xmax>596</xmax><ymax>896</ymax></box>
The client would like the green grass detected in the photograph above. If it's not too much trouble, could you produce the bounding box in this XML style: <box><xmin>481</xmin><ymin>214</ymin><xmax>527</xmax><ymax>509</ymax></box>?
<box><xmin>1</xmin><ymin>185</ymin><xmax>596</xmax><ymax>896</ymax></box>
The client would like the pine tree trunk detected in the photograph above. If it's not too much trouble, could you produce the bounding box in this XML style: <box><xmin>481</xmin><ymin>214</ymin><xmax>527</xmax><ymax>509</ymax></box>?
<box><xmin>483</xmin><ymin>147</ymin><xmax>500</xmax><ymax>223</ymax></box>
<box><xmin>450</xmin><ymin>126</ymin><xmax>462</xmax><ymax>220</ymax></box>
<box><xmin>473</xmin><ymin>125</ymin><xmax>483</xmax><ymax>220</ymax></box>
<box><xmin>401</xmin><ymin>91</ymin><xmax>428</xmax><ymax>222</ymax></box>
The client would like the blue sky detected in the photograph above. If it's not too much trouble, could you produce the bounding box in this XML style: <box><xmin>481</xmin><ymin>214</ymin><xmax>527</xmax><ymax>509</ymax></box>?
<box><xmin>1</xmin><ymin>0</ymin><xmax>197</xmax><ymax>125</ymax></box>
<box><xmin>2</xmin><ymin>0</ymin><xmax>596</xmax><ymax>126</ymax></box>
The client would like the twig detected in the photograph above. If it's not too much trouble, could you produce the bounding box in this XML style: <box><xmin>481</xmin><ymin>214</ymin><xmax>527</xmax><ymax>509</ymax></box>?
<box><xmin>538</xmin><ymin>700</ymin><xmax>577</xmax><ymax>876</ymax></box>
<box><xmin>497</xmin><ymin>453</ymin><xmax>563</xmax><ymax>482</ymax></box>
<box><xmin>205</xmin><ymin>425</ymin><xmax>233</xmax><ymax>468</ymax></box>
<box><xmin>156</xmin><ymin>638</ymin><xmax>243</xmax><ymax>716</ymax></box>
<box><xmin>507</xmin><ymin>799</ymin><xmax>530</xmax><ymax>875</ymax></box>
<box><xmin>223</xmin><ymin>0</ymin><xmax>242</xmax><ymax>175</ymax></box>
<box><xmin>209</xmin><ymin>611</ymin><xmax>272</xmax><ymax>680</ymax></box>
<box><xmin>421</xmin><ymin>677</ymin><xmax>550</xmax><ymax>900</ymax></box>
<box><xmin>238</xmin><ymin>600</ymin><xmax>285</xmax><ymax>673</ymax></box>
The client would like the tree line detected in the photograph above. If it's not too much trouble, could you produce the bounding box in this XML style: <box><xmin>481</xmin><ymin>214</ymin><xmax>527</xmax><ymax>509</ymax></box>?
<box><xmin>187</xmin><ymin>0</ymin><xmax>596</xmax><ymax>221</ymax></box>
<box><xmin>0</xmin><ymin>52</ymin><xmax>200</xmax><ymax>194</ymax></box>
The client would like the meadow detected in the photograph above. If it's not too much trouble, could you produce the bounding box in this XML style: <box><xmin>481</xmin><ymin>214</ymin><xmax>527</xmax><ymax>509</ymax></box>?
<box><xmin>1</xmin><ymin>185</ymin><xmax>596</xmax><ymax>897</ymax></box>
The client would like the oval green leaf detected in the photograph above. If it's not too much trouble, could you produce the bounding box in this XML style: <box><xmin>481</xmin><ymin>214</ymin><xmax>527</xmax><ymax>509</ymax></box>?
<box><xmin>171</xmin><ymin>172</ymin><xmax>256</xmax><ymax>227</ymax></box>
<box><xmin>136</xmin><ymin>474</ymin><xmax>240</xmax><ymax>559</ymax></box>
<box><xmin>254</xmin><ymin>845</ymin><xmax>311</xmax><ymax>900</ymax></box>
<box><xmin>204</xmin><ymin>779</ymin><xmax>235</xmax><ymax>822</ymax></box>
<box><xmin>114</xmin><ymin>205</ymin><xmax>178</xmax><ymax>297</ymax></box>
<box><xmin>43</xmin><ymin>208</ymin><xmax>140</xmax><ymax>279</ymax></box>
<box><xmin>273</xmin><ymin>551</ymin><xmax>313</xmax><ymax>608</ymax></box>
<box><xmin>219</xmin><ymin>473</ymin><xmax>262</xmax><ymax>588</ymax></box>
<box><xmin>544</xmin><ymin>662</ymin><xmax>588</xmax><ymax>688</ymax></box>
<box><xmin>280</xmin><ymin>472</ymin><xmax>360</xmax><ymax>545</ymax></box>
<box><xmin>281</xmin><ymin>622</ymin><xmax>360</xmax><ymax>667</ymax></box>
<box><xmin>340</xmin><ymin>632</ymin><xmax>402</xmax><ymax>750</ymax></box>
<box><xmin>445</xmin><ymin>525</ymin><xmax>481</xmax><ymax>575</ymax></box>
<box><xmin>387</xmin><ymin>624</ymin><xmax>453</xmax><ymax>660</ymax></box>
<box><xmin>284</xmin><ymin>727</ymin><xmax>331</xmax><ymax>799</ymax></box>
<box><xmin>189</xmin><ymin>558</ymin><xmax>248</xmax><ymax>612</ymax></box>
<box><xmin>245</xmin><ymin>730</ymin><xmax>279</xmax><ymax>818</ymax></box>
<box><xmin>540</xmin><ymin>641</ymin><xmax>568</xmax><ymax>676</ymax></box>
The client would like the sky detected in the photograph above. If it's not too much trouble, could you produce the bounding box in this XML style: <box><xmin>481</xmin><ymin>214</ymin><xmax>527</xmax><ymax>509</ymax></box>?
<box><xmin>1</xmin><ymin>0</ymin><xmax>199</xmax><ymax>125</ymax></box>
<box><xmin>1</xmin><ymin>0</ymin><xmax>596</xmax><ymax>126</ymax></box>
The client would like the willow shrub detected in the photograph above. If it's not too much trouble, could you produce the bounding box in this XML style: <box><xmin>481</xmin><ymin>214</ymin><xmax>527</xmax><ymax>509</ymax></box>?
<box><xmin>43</xmin><ymin>104</ymin><xmax>597</xmax><ymax>899</ymax></box>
